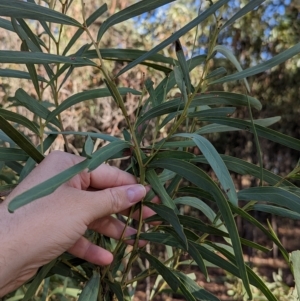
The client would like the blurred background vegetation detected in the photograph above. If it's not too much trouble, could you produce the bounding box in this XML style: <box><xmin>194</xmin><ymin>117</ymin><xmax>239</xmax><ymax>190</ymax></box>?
<box><xmin>0</xmin><ymin>0</ymin><xmax>299</xmax><ymax>299</ymax></box>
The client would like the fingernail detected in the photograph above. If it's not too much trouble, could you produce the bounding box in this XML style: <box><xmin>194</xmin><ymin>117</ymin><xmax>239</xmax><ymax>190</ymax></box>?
<box><xmin>127</xmin><ymin>185</ymin><xmax>146</xmax><ymax>203</ymax></box>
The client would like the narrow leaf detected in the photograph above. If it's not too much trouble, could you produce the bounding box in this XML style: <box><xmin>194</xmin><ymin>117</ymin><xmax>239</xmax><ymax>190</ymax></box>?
<box><xmin>0</xmin><ymin>50</ymin><xmax>96</xmax><ymax>66</ymax></box>
<box><xmin>253</xmin><ymin>204</ymin><xmax>300</xmax><ymax>220</ymax></box>
<box><xmin>140</xmin><ymin>250</ymin><xmax>180</xmax><ymax>292</ymax></box>
<box><xmin>221</xmin><ymin>0</ymin><xmax>266</xmax><ymax>30</ymax></box>
<box><xmin>144</xmin><ymin>201</ymin><xmax>188</xmax><ymax>250</ymax></box>
<box><xmin>148</xmin><ymin>158</ymin><xmax>251</xmax><ymax>298</ymax></box>
<box><xmin>104</xmin><ymin>280</ymin><xmax>124</xmax><ymax>301</ymax></box>
<box><xmin>175</xmin><ymin>39</ymin><xmax>192</xmax><ymax>94</ymax></box>
<box><xmin>78</xmin><ymin>270</ymin><xmax>100</xmax><ymax>301</ymax></box>
<box><xmin>117</xmin><ymin>0</ymin><xmax>229</xmax><ymax>76</ymax></box>
<box><xmin>0</xmin><ymin>147</ymin><xmax>29</xmax><ymax>161</ymax></box>
<box><xmin>46</xmin><ymin>131</ymin><xmax>118</xmax><ymax>142</ymax></box>
<box><xmin>145</xmin><ymin>169</ymin><xmax>176</xmax><ymax>209</ymax></box>
<box><xmin>291</xmin><ymin>251</ymin><xmax>300</xmax><ymax>298</ymax></box>
<box><xmin>197</xmin><ymin>117</ymin><xmax>300</xmax><ymax>151</ymax></box>
<box><xmin>238</xmin><ymin>186</ymin><xmax>300</xmax><ymax>215</ymax></box>
<box><xmin>0</xmin><ymin>68</ymin><xmax>47</xmax><ymax>82</ymax></box>
<box><xmin>0</xmin><ymin>0</ymin><xmax>81</xmax><ymax>26</ymax></box>
<box><xmin>22</xmin><ymin>259</ymin><xmax>57</xmax><ymax>301</ymax></box>
<box><xmin>210</xmin><ymin>42</ymin><xmax>300</xmax><ymax>85</ymax></box>
<box><xmin>212</xmin><ymin>45</ymin><xmax>250</xmax><ymax>91</ymax></box>
<box><xmin>196</xmin><ymin>116</ymin><xmax>281</xmax><ymax>134</ymax></box>
<box><xmin>14</xmin><ymin>89</ymin><xmax>60</xmax><ymax>128</ymax></box>
<box><xmin>63</xmin><ymin>4</ymin><xmax>108</xmax><ymax>55</ymax></box>
<box><xmin>0</xmin><ymin>116</ymin><xmax>44</xmax><ymax>163</ymax></box>
<box><xmin>97</xmin><ymin>0</ymin><xmax>175</xmax><ymax>41</ymax></box>
<box><xmin>0</xmin><ymin>108</ymin><xmax>39</xmax><ymax>135</ymax></box>
<box><xmin>174</xmin><ymin>133</ymin><xmax>238</xmax><ymax>206</ymax></box>
<box><xmin>46</xmin><ymin>88</ymin><xmax>140</xmax><ymax>123</ymax></box>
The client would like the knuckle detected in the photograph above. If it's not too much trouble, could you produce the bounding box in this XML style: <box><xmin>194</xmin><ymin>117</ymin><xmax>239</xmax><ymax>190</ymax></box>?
<box><xmin>106</xmin><ymin>188</ymin><xmax>123</xmax><ymax>213</ymax></box>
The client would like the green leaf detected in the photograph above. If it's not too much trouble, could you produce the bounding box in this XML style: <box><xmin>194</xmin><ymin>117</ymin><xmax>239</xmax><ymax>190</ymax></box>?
<box><xmin>117</xmin><ymin>0</ymin><xmax>229</xmax><ymax>77</ymax></box>
<box><xmin>196</xmin><ymin>116</ymin><xmax>281</xmax><ymax>134</ymax></box>
<box><xmin>0</xmin><ymin>147</ymin><xmax>29</xmax><ymax>161</ymax></box>
<box><xmin>192</xmin><ymin>154</ymin><xmax>294</xmax><ymax>187</ymax></box>
<box><xmin>230</xmin><ymin>203</ymin><xmax>289</xmax><ymax>263</ymax></box>
<box><xmin>46</xmin><ymin>131</ymin><xmax>119</xmax><ymax>142</ymax></box>
<box><xmin>8</xmin><ymin>158</ymin><xmax>89</xmax><ymax>212</ymax></box>
<box><xmin>104</xmin><ymin>280</ymin><xmax>124</xmax><ymax>301</ymax></box>
<box><xmin>196</xmin><ymin>116</ymin><xmax>300</xmax><ymax>151</ymax></box>
<box><xmin>97</xmin><ymin>0</ymin><xmax>175</xmax><ymax>41</ymax></box>
<box><xmin>144</xmin><ymin>202</ymin><xmax>188</xmax><ymax>250</ymax></box>
<box><xmin>137</xmin><ymin>92</ymin><xmax>262</xmax><ymax>127</ymax></box>
<box><xmin>139</xmin><ymin>250</ymin><xmax>180</xmax><ymax>292</ymax></box>
<box><xmin>0</xmin><ymin>116</ymin><xmax>44</xmax><ymax>163</ymax></box>
<box><xmin>88</xmin><ymin>140</ymin><xmax>130</xmax><ymax>171</ymax></box>
<box><xmin>212</xmin><ymin>45</ymin><xmax>250</xmax><ymax>91</ymax></box>
<box><xmin>191</xmin><ymin>91</ymin><xmax>262</xmax><ymax>110</ymax></box>
<box><xmin>0</xmin><ymin>0</ymin><xmax>81</xmax><ymax>26</ymax></box>
<box><xmin>13</xmin><ymin>89</ymin><xmax>60</xmax><ymax>128</ymax></box>
<box><xmin>194</xmin><ymin>243</ymin><xmax>277</xmax><ymax>301</ymax></box>
<box><xmin>0</xmin><ymin>17</ymin><xmax>14</xmax><ymax>32</ymax></box>
<box><xmin>0</xmin><ymin>50</ymin><xmax>96</xmax><ymax>66</ymax></box>
<box><xmin>78</xmin><ymin>270</ymin><xmax>100</xmax><ymax>301</ymax></box>
<box><xmin>148</xmin><ymin>158</ymin><xmax>251</xmax><ymax>298</ymax></box>
<box><xmin>221</xmin><ymin>0</ymin><xmax>266</xmax><ymax>31</ymax></box>
<box><xmin>20</xmin><ymin>41</ymin><xmax>41</xmax><ymax>97</ymax></box>
<box><xmin>0</xmin><ymin>108</ymin><xmax>39</xmax><ymax>135</ymax></box>
<box><xmin>0</xmin><ymin>68</ymin><xmax>47</xmax><ymax>82</ymax></box>
<box><xmin>83</xmin><ymin>136</ymin><xmax>94</xmax><ymax>158</ymax></box>
<box><xmin>210</xmin><ymin>42</ymin><xmax>300</xmax><ymax>86</ymax></box>
<box><xmin>205</xmin><ymin>67</ymin><xmax>227</xmax><ymax>79</ymax></box>
<box><xmin>91</xmin><ymin>47</ymin><xmax>175</xmax><ymax>64</ymax></box>
<box><xmin>145</xmin><ymin>79</ymin><xmax>158</xmax><ymax>107</ymax></box>
<box><xmin>174</xmin><ymin>133</ymin><xmax>238</xmax><ymax>206</ymax></box>
<box><xmin>253</xmin><ymin>204</ymin><xmax>300</xmax><ymax>220</ymax></box>
<box><xmin>174</xmin><ymin>196</ymin><xmax>216</xmax><ymax>222</ymax></box>
<box><xmin>291</xmin><ymin>251</ymin><xmax>300</xmax><ymax>298</ymax></box>
<box><xmin>175</xmin><ymin>39</ymin><xmax>192</xmax><ymax>94</ymax></box>
<box><xmin>238</xmin><ymin>186</ymin><xmax>300</xmax><ymax>215</ymax></box>
<box><xmin>154</xmin><ymin>55</ymin><xmax>206</xmax><ymax>105</ymax></box>
<box><xmin>188</xmin><ymin>107</ymin><xmax>236</xmax><ymax>118</ymax></box>
<box><xmin>145</xmin><ymin>169</ymin><xmax>176</xmax><ymax>209</ymax></box>
<box><xmin>175</xmin><ymin>271</ymin><xmax>220</xmax><ymax>301</ymax></box>
<box><xmin>22</xmin><ymin>259</ymin><xmax>57</xmax><ymax>301</ymax></box>
<box><xmin>187</xmin><ymin>241</ymin><xmax>208</xmax><ymax>280</ymax></box>
<box><xmin>63</xmin><ymin>4</ymin><xmax>108</xmax><ymax>55</ymax></box>
<box><xmin>46</xmin><ymin>88</ymin><xmax>141</xmax><ymax>123</ymax></box>
<box><xmin>177</xmin><ymin>279</ymin><xmax>197</xmax><ymax>301</ymax></box>
<box><xmin>19</xmin><ymin>134</ymin><xmax>57</xmax><ymax>181</ymax></box>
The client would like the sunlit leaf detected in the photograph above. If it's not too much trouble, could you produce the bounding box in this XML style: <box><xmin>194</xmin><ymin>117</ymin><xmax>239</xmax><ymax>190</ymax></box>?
<box><xmin>117</xmin><ymin>0</ymin><xmax>229</xmax><ymax>76</ymax></box>
<box><xmin>0</xmin><ymin>0</ymin><xmax>81</xmax><ymax>26</ymax></box>
<box><xmin>212</xmin><ymin>45</ymin><xmax>250</xmax><ymax>91</ymax></box>
<box><xmin>210</xmin><ymin>42</ymin><xmax>300</xmax><ymax>85</ymax></box>
<box><xmin>97</xmin><ymin>0</ymin><xmax>175</xmax><ymax>41</ymax></box>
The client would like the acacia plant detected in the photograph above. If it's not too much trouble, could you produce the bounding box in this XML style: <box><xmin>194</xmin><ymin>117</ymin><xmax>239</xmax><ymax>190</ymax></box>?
<box><xmin>1</xmin><ymin>0</ymin><xmax>300</xmax><ymax>300</ymax></box>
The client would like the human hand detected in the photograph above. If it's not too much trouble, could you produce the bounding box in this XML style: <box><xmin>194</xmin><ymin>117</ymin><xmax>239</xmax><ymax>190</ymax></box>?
<box><xmin>0</xmin><ymin>151</ymin><xmax>154</xmax><ymax>296</ymax></box>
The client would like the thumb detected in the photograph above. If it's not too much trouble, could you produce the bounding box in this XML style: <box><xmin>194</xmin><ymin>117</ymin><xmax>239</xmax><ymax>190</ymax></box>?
<box><xmin>81</xmin><ymin>184</ymin><xmax>146</xmax><ymax>223</ymax></box>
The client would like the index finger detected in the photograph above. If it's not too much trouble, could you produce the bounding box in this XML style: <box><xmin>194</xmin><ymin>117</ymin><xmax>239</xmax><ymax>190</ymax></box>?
<box><xmin>89</xmin><ymin>164</ymin><xmax>137</xmax><ymax>189</ymax></box>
